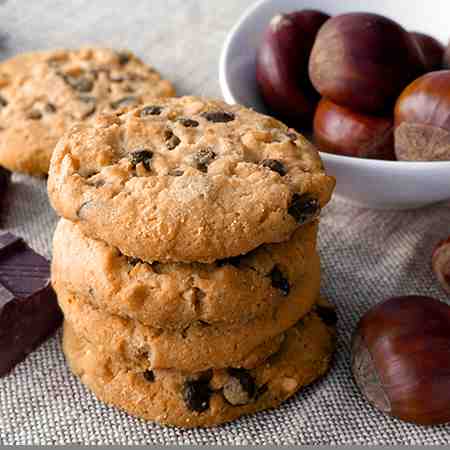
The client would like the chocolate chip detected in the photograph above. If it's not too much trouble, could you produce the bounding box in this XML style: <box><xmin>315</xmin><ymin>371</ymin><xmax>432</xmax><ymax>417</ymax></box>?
<box><xmin>223</xmin><ymin>368</ymin><xmax>256</xmax><ymax>405</ymax></box>
<box><xmin>141</xmin><ymin>105</ymin><xmax>162</xmax><ymax>117</ymax></box>
<box><xmin>129</xmin><ymin>149</ymin><xmax>153</xmax><ymax>171</ymax></box>
<box><xmin>195</xmin><ymin>148</ymin><xmax>216</xmax><ymax>173</ymax></box>
<box><xmin>27</xmin><ymin>109</ymin><xmax>42</xmax><ymax>120</ymax></box>
<box><xmin>183</xmin><ymin>379</ymin><xmax>212</xmax><ymax>413</ymax></box>
<box><xmin>65</xmin><ymin>76</ymin><xmax>94</xmax><ymax>93</ymax></box>
<box><xmin>110</xmin><ymin>96</ymin><xmax>138</xmax><ymax>109</ymax></box>
<box><xmin>201</xmin><ymin>111</ymin><xmax>235</xmax><ymax>123</ymax></box>
<box><xmin>316</xmin><ymin>305</ymin><xmax>338</xmax><ymax>327</ymax></box>
<box><xmin>216</xmin><ymin>255</ymin><xmax>241</xmax><ymax>268</ymax></box>
<box><xmin>143</xmin><ymin>370</ymin><xmax>155</xmax><ymax>382</ymax></box>
<box><xmin>44</xmin><ymin>103</ymin><xmax>57</xmax><ymax>113</ymax></box>
<box><xmin>127</xmin><ymin>256</ymin><xmax>142</xmax><ymax>267</ymax></box>
<box><xmin>164</xmin><ymin>130</ymin><xmax>181</xmax><ymax>150</ymax></box>
<box><xmin>0</xmin><ymin>95</ymin><xmax>8</xmax><ymax>109</ymax></box>
<box><xmin>269</xmin><ymin>266</ymin><xmax>290</xmax><ymax>296</ymax></box>
<box><xmin>116</xmin><ymin>51</ymin><xmax>131</xmax><ymax>65</ymax></box>
<box><xmin>178</xmin><ymin>118</ymin><xmax>199</xmax><ymax>128</ymax></box>
<box><xmin>261</xmin><ymin>159</ymin><xmax>287</xmax><ymax>176</ymax></box>
<box><xmin>288</xmin><ymin>194</ymin><xmax>320</xmax><ymax>224</ymax></box>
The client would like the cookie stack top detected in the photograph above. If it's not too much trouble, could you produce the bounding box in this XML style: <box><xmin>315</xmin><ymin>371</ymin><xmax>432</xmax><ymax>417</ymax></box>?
<box><xmin>48</xmin><ymin>96</ymin><xmax>335</xmax><ymax>263</ymax></box>
<box><xmin>0</xmin><ymin>48</ymin><xmax>175</xmax><ymax>175</ymax></box>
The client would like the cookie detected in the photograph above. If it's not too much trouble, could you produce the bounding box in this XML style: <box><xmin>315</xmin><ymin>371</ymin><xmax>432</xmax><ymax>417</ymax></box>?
<box><xmin>56</xmin><ymin>252</ymin><xmax>321</xmax><ymax>372</ymax></box>
<box><xmin>52</xmin><ymin>218</ymin><xmax>318</xmax><ymax>329</ymax></box>
<box><xmin>63</xmin><ymin>303</ymin><xmax>336</xmax><ymax>428</ymax></box>
<box><xmin>0</xmin><ymin>48</ymin><xmax>175</xmax><ymax>176</ymax></box>
<box><xmin>48</xmin><ymin>96</ymin><xmax>335</xmax><ymax>263</ymax></box>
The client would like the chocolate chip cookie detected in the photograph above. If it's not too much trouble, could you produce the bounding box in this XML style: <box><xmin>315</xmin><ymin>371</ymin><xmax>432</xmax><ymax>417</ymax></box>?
<box><xmin>56</xmin><ymin>252</ymin><xmax>321</xmax><ymax>372</ymax></box>
<box><xmin>0</xmin><ymin>48</ymin><xmax>175</xmax><ymax>176</ymax></box>
<box><xmin>52</xmin><ymin>218</ymin><xmax>318</xmax><ymax>329</ymax></box>
<box><xmin>48</xmin><ymin>97</ymin><xmax>335</xmax><ymax>263</ymax></box>
<box><xmin>63</xmin><ymin>301</ymin><xmax>336</xmax><ymax>427</ymax></box>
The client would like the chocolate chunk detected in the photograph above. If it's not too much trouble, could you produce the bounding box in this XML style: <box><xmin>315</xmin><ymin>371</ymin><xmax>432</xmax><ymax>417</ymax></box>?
<box><xmin>127</xmin><ymin>256</ymin><xmax>142</xmax><ymax>267</ymax></box>
<box><xmin>201</xmin><ymin>111</ymin><xmax>235</xmax><ymax>123</ymax></box>
<box><xmin>0</xmin><ymin>233</ymin><xmax>62</xmax><ymax>377</ymax></box>
<box><xmin>223</xmin><ymin>368</ymin><xmax>256</xmax><ymax>405</ymax></box>
<box><xmin>316</xmin><ymin>305</ymin><xmax>338</xmax><ymax>327</ymax></box>
<box><xmin>216</xmin><ymin>255</ymin><xmax>241</xmax><ymax>268</ymax></box>
<box><xmin>141</xmin><ymin>105</ymin><xmax>163</xmax><ymax>117</ymax></box>
<box><xmin>178</xmin><ymin>118</ymin><xmax>199</xmax><ymax>128</ymax></box>
<box><xmin>110</xmin><ymin>96</ymin><xmax>138</xmax><ymax>109</ymax></box>
<box><xmin>164</xmin><ymin>130</ymin><xmax>181</xmax><ymax>150</ymax></box>
<box><xmin>195</xmin><ymin>148</ymin><xmax>216</xmax><ymax>173</ymax></box>
<box><xmin>288</xmin><ymin>193</ymin><xmax>320</xmax><ymax>224</ymax></box>
<box><xmin>261</xmin><ymin>159</ymin><xmax>287</xmax><ymax>176</ymax></box>
<box><xmin>269</xmin><ymin>266</ymin><xmax>290</xmax><ymax>296</ymax></box>
<box><xmin>143</xmin><ymin>370</ymin><xmax>155</xmax><ymax>382</ymax></box>
<box><xmin>0</xmin><ymin>95</ymin><xmax>8</xmax><ymax>109</ymax></box>
<box><xmin>183</xmin><ymin>378</ymin><xmax>212</xmax><ymax>413</ymax></box>
<box><xmin>129</xmin><ymin>149</ymin><xmax>153</xmax><ymax>171</ymax></box>
<box><xmin>27</xmin><ymin>109</ymin><xmax>42</xmax><ymax>120</ymax></box>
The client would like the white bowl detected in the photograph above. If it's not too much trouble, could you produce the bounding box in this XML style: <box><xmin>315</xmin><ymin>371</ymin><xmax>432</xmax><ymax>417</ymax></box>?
<box><xmin>219</xmin><ymin>0</ymin><xmax>450</xmax><ymax>209</ymax></box>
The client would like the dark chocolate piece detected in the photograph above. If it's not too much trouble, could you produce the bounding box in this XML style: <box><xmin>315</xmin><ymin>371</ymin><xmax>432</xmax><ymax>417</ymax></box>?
<box><xmin>0</xmin><ymin>233</ymin><xmax>62</xmax><ymax>377</ymax></box>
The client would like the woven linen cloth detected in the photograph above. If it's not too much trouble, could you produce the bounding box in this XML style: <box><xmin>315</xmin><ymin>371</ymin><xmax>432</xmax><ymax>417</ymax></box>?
<box><xmin>1</xmin><ymin>0</ymin><xmax>450</xmax><ymax>445</ymax></box>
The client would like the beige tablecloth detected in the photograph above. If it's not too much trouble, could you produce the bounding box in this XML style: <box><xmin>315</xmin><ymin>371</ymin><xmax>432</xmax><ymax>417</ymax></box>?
<box><xmin>1</xmin><ymin>0</ymin><xmax>450</xmax><ymax>445</ymax></box>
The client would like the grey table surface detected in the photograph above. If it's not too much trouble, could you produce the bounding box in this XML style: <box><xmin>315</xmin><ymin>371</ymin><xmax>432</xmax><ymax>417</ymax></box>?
<box><xmin>1</xmin><ymin>0</ymin><xmax>450</xmax><ymax>445</ymax></box>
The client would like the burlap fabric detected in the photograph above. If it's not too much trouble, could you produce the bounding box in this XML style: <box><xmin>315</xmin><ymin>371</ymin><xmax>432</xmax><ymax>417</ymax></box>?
<box><xmin>1</xmin><ymin>0</ymin><xmax>450</xmax><ymax>445</ymax></box>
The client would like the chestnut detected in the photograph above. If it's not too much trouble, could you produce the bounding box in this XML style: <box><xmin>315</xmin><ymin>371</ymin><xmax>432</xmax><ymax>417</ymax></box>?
<box><xmin>313</xmin><ymin>98</ymin><xmax>395</xmax><ymax>160</ymax></box>
<box><xmin>394</xmin><ymin>70</ymin><xmax>450</xmax><ymax>161</ymax></box>
<box><xmin>352</xmin><ymin>295</ymin><xmax>450</xmax><ymax>425</ymax></box>
<box><xmin>256</xmin><ymin>10</ymin><xmax>330</xmax><ymax>128</ymax></box>
<box><xmin>410</xmin><ymin>32</ymin><xmax>445</xmax><ymax>72</ymax></box>
<box><xmin>309</xmin><ymin>13</ymin><xmax>425</xmax><ymax>114</ymax></box>
<box><xmin>432</xmin><ymin>237</ymin><xmax>450</xmax><ymax>294</ymax></box>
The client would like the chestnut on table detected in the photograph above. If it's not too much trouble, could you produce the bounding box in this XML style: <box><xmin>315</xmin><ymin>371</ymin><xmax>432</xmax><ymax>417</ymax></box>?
<box><xmin>352</xmin><ymin>296</ymin><xmax>450</xmax><ymax>425</ymax></box>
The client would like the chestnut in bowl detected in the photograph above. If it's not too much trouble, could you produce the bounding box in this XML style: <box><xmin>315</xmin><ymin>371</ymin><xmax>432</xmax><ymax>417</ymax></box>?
<box><xmin>352</xmin><ymin>295</ymin><xmax>450</xmax><ymax>425</ymax></box>
<box><xmin>313</xmin><ymin>98</ymin><xmax>395</xmax><ymax>160</ymax></box>
<box><xmin>256</xmin><ymin>10</ymin><xmax>330</xmax><ymax>128</ymax></box>
<box><xmin>309</xmin><ymin>13</ymin><xmax>425</xmax><ymax>114</ymax></box>
<box><xmin>394</xmin><ymin>70</ymin><xmax>450</xmax><ymax>161</ymax></box>
<box><xmin>411</xmin><ymin>32</ymin><xmax>445</xmax><ymax>72</ymax></box>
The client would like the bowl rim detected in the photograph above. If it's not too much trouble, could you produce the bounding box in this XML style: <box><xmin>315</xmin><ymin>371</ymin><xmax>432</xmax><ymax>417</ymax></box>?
<box><xmin>218</xmin><ymin>0</ymin><xmax>450</xmax><ymax>169</ymax></box>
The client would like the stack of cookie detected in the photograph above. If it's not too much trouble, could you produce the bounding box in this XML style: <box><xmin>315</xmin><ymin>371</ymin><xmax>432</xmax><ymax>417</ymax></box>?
<box><xmin>49</xmin><ymin>96</ymin><xmax>337</xmax><ymax>427</ymax></box>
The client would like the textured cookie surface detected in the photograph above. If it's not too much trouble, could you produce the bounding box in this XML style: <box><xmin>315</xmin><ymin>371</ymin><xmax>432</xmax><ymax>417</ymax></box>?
<box><xmin>0</xmin><ymin>48</ymin><xmax>175</xmax><ymax>175</ymax></box>
<box><xmin>52</xmin><ymin>218</ymin><xmax>318</xmax><ymax>329</ymax></box>
<box><xmin>48</xmin><ymin>96</ymin><xmax>334</xmax><ymax>263</ymax></box>
<box><xmin>56</xmin><ymin>253</ymin><xmax>321</xmax><ymax>372</ymax></box>
<box><xmin>63</xmin><ymin>303</ymin><xmax>336</xmax><ymax>428</ymax></box>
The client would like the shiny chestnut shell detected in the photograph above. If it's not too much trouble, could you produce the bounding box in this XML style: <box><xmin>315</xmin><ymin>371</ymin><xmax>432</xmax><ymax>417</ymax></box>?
<box><xmin>411</xmin><ymin>32</ymin><xmax>445</xmax><ymax>72</ymax></box>
<box><xmin>394</xmin><ymin>70</ymin><xmax>450</xmax><ymax>161</ymax></box>
<box><xmin>309</xmin><ymin>13</ymin><xmax>425</xmax><ymax>114</ymax></box>
<box><xmin>256</xmin><ymin>10</ymin><xmax>330</xmax><ymax>127</ymax></box>
<box><xmin>313</xmin><ymin>98</ymin><xmax>395</xmax><ymax>160</ymax></box>
<box><xmin>352</xmin><ymin>296</ymin><xmax>450</xmax><ymax>425</ymax></box>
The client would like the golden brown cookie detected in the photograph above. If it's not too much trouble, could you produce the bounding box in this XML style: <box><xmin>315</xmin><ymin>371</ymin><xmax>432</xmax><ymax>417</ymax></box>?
<box><xmin>56</xmin><ymin>252</ymin><xmax>321</xmax><ymax>372</ymax></box>
<box><xmin>52</xmin><ymin>218</ymin><xmax>318</xmax><ymax>329</ymax></box>
<box><xmin>63</xmin><ymin>302</ymin><xmax>336</xmax><ymax>428</ymax></box>
<box><xmin>48</xmin><ymin>96</ymin><xmax>335</xmax><ymax>263</ymax></box>
<box><xmin>0</xmin><ymin>48</ymin><xmax>175</xmax><ymax>176</ymax></box>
